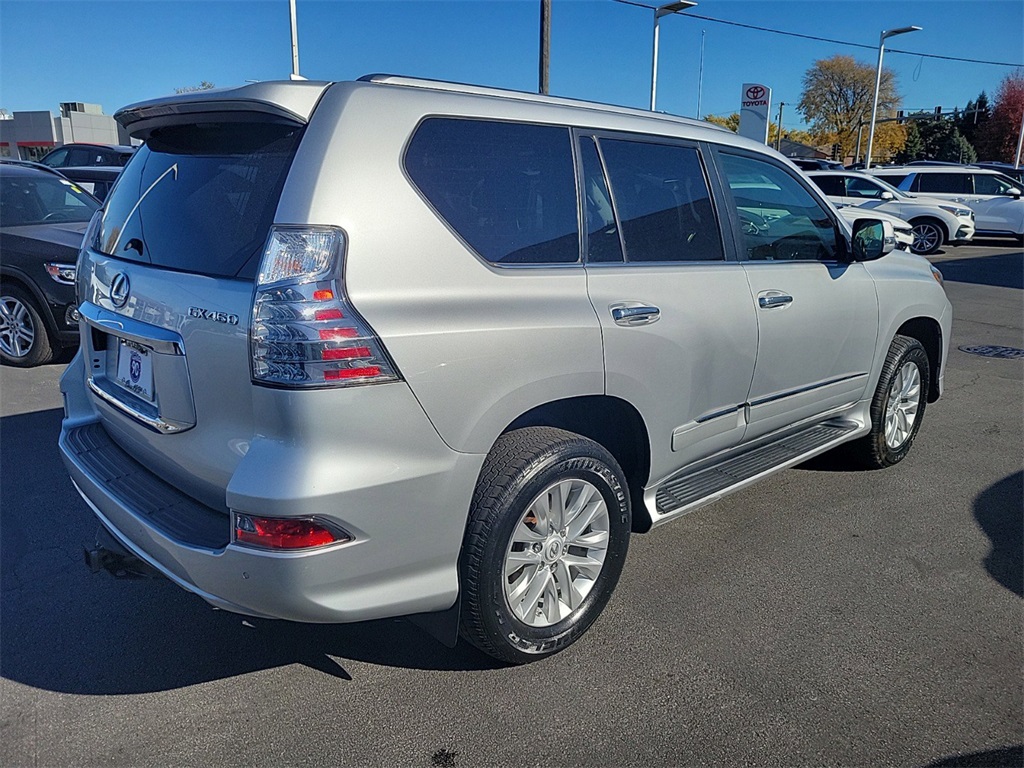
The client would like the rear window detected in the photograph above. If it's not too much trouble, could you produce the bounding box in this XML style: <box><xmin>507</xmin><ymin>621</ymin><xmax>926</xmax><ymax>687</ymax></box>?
<box><xmin>404</xmin><ymin>118</ymin><xmax>580</xmax><ymax>265</ymax></box>
<box><xmin>95</xmin><ymin>121</ymin><xmax>303</xmax><ymax>278</ymax></box>
<box><xmin>809</xmin><ymin>175</ymin><xmax>845</xmax><ymax>197</ymax></box>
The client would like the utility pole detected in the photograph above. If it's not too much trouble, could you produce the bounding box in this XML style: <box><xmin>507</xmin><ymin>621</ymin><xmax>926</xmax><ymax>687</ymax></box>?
<box><xmin>775</xmin><ymin>102</ymin><xmax>785</xmax><ymax>152</ymax></box>
<box><xmin>539</xmin><ymin>0</ymin><xmax>551</xmax><ymax>95</ymax></box>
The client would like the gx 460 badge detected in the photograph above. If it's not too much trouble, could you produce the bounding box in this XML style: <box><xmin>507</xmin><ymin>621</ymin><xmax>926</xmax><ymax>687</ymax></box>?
<box><xmin>189</xmin><ymin>306</ymin><xmax>240</xmax><ymax>325</ymax></box>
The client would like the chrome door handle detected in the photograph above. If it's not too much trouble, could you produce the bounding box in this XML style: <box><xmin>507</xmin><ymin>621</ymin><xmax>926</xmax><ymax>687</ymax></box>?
<box><xmin>758</xmin><ymin>293</ymin><xmax>793</xmax><ymax>309</ymax></box>
<box><xmin>611</xmin><ymin>304</ymin><xmax>661</xmax><ymax>326</ymax></box>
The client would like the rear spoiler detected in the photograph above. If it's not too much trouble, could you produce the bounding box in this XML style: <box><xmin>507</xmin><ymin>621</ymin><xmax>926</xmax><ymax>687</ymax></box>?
<box><xmin>115</xmin><ymin>81</ymin><xmax>332</xmax><ymax>138</ymax></box>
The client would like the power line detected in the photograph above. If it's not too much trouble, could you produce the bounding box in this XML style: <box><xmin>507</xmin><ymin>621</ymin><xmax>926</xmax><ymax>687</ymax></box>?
<box><xmin>611</xmin><ymin>0</ymin><xmax>1024</xmax><ymax>68</ymax></box>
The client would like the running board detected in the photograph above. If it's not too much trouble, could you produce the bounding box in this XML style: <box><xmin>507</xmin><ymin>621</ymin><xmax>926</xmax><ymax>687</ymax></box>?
<box><xmin>649</xmin><ymin>421</ymin><xmax>862</xmax><ymax>527</ymax></box>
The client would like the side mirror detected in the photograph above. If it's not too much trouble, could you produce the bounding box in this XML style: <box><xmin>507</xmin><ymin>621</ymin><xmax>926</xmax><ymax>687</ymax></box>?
<box><xmin>1007</xmin><ymin>187</ymin><xmax>1021</xmax><ymax>200</ymax></box>
<box><xmin>880</xmin><ymin>191</ymin><xmax>895</xmax><ymax>201</ymax></box>
<box><xmin>851</xmin><ymin>218</ymin><xmax>896</xmax><ymax>261</ymax></box>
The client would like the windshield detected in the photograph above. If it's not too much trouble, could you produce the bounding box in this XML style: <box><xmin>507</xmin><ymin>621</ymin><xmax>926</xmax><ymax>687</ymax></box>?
<box><xmin>95</xmin><ymin>120</ymin><xmax>304</xmax><ymax>279</ymax></box>
<box><xmin>0</xmin><ymin>174</ymin><xmax>99</xmax><ymax>226</ymax></box>
<box><xmin>869</xmin><ymin>175</ymin><xmax>908</xmax><ymax>198</ymax></box>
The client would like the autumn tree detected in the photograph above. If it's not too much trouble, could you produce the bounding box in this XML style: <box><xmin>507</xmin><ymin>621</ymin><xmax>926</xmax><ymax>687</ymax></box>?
<box><xmin>975</xmin><ymin>71</ymin><xmax>1024</xmax><ymax>163</ymax></box>
<box><xmin>797</xmin><ymin>54</ymin><xmax>905</xmax><ymax>162</ymax></box>
<box><xmin>956</xmin><ymin>91</ymin><xmax>991</xmax><ymax>148</ymax></box>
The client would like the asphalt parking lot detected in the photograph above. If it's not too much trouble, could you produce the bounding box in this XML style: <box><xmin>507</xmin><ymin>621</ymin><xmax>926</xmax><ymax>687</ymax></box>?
<box><xmin>1</xmin><ymin>241</ymin><xmax>1021</xmax><ymax>768</ymax></box>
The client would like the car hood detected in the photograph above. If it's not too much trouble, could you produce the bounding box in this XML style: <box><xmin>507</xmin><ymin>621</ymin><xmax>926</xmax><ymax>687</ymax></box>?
<box><xmin>1</xmin><ymin>221</ymin><xmax>90</xmax><ymax>250</ymax></box>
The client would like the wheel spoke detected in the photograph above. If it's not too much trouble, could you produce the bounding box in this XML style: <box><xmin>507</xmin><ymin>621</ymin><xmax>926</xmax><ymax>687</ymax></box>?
<box><xmin>571</xmin><ymin>529</ymin><xmax>609</xmax><ymax>550</ymax></box>
<box><xmin>541</xmin><ymin>572</ymin><xmax>561</xmax><ymax>624</ymax></box>
<box><xmin>553</xmin><ymin>559</ymin><xmax>580</xmax><ymax>610</ymax></box>
<box><xmin>507</xmin><ymin>563</ymin><xmax>540</xmax><ymax>605</ymax></box>
<box><xmin>505</xmin><ymin>547</ymin><xmax>542</xmax><ymax>570</ymax></box>
<box><xmin>516</xmin><ymin>567</ymin><xmax>551</xmax><ymax>621</ymax></box>
<box><xmin>562</xmin><ymin>481</ymin><xmax>597</xmax><ymax>533</ymax></box>
<box><xmin>562</xmin><ymin>552</ymin><xmax>604</xmax><ymax>578</ymax></box>
<box><xmin>528</xmin><ymin>495</ymin><xmax>552</xmax><ymax>536</ymax></box>
<box><xmin>567</xmin><ymin>498</ymin><xmax>604</xmax><ymax>542</ymax></box>
<box><xmin>512</xmin><ymin>520</ymin><xmax>544</xmax><ymax>545</ymax></box>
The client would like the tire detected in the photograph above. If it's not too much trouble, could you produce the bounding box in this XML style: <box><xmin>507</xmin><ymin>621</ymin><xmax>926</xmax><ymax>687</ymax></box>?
<box><xmin>909</xmin><ymin>218</ymin><xmax>945</xmax><ymax>256</ymax></box>
<box><xmin>0</xmin><ymin>285</ymin><xmax>54</xmax><ymax>367</ymax></box>
<box><xmin>848</xmin><ymin>335</ymin><xmax>930</xmax><ymax>469</ymax></box>
<box><xmin>459</xmin><ymin>427</ymin><xmax>631</xmax><ymax>664</ymax></box>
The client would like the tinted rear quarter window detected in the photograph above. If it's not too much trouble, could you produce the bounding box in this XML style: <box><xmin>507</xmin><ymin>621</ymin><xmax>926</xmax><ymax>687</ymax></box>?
<box><xmin>96</xmin><ymin>121</ymin><xmax>303</xmax><ymax>278</ymax></box>
<box><xmin>404</xmin><ymin>118</ymin><xmax>579</xmax><ymax>265</ymax></box>
<box><xmin>810</xmin><ymin>175</ymin><xmax>845</xmax><ymax>197</ymax></box>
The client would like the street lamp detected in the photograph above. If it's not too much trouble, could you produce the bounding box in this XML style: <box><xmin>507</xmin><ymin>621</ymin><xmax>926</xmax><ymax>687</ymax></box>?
<box><xmin>650</xmin><ymin>1</ymin><xmax>697</xmax><ymax>111</ymax></box>
<box><xmin>864</xmin><ymin>25</ymin><xmax>921</xmax><ymax>169</ymax></box>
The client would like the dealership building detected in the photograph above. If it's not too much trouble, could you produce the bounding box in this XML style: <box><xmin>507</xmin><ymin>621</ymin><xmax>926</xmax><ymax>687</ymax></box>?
<box><xmin>0</xmin><ymin>102</ymin><xmax>133</xmax><ymax>161</ymax></box>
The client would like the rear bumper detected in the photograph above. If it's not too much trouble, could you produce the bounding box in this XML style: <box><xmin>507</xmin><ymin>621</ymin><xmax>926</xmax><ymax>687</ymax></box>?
<box><xmin>59</xmin><ymin>353</ymin><xmax>485</xmax><ymax>623</ymax></box>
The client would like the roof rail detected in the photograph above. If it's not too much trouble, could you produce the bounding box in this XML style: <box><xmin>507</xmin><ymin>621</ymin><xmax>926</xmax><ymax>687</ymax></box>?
<box><xmin>359</xmin><ymin>73</ymin><xmax>725</xmax><ymax>132</ymax></box>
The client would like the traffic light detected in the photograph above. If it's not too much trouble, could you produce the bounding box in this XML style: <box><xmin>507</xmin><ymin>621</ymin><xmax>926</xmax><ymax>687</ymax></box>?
<box><xmin>831</xmin><ymin>143</ymin><xmax>841</xmax><ymax>160</ymax></box>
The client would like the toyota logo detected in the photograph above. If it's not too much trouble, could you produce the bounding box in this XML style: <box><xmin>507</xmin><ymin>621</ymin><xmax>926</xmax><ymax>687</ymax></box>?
<box><xmin>746</xmin><ymin>85</ymin><xmax>766</xmax><ymax>100</ymax></box>
<box><xmin>110</xmin><ymin>272</ymin><xmax>131</xmax><ymax>308</ymax></box>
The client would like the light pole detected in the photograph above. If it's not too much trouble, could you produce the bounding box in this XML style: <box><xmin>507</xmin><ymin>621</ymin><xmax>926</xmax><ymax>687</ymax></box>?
<box><xmin>775</xmin><ymin>102</ymin><xmax>785</xmax><ymax>151</ymax></box>
<box><xmin>650</xmin><ymin>1</ymin><xmax>697</xmax><ymax>112</ymax></box>
<box><xmin>864</xmin><ymin>25</ymin><xmax>921</xmax><ymax>169</ymax></box>
<box><xmin>288</xmin><ymin>0</ymin><xmax>302</xmax><ymax>80</ymax></box>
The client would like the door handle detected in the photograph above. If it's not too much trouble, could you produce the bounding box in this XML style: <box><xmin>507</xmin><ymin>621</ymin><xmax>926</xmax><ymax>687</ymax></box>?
<box><xmin>757</xmin><ymin>293</ymin><xmax>793</xmax><ymax>309</ymax></box>
<box><xmin>610</xmin><ymin>304</ymin><xmax>661</xmax><ymax>326</ymax></box>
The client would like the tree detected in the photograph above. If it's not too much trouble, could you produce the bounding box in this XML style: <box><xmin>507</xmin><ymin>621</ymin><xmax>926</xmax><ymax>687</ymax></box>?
<box><xmin>975</xmin><ymin>71</ymin><xmax>1024</xmax><ymax>163</ymax></box>
<box><xmin>704</xmin><ymin>113</ymin><xmax>739</xmax><ymax>132</ymax></box>
<box><xmin>174</xmin><ymin>81</ymin><xmax>216</xmax><ymax>94</ymax></box>
<box><xmin>895</xmin><ymin>120</ymin><xmax>925</xmax><ymax>163</ymax></box>
<box><xmin>957</xmin><ymin>91</ymin><xmax>991</xmax><ymax>148</ymax></box>
<box><xmin>797</xmin><ymin>55</ymin><xmax>904</xmax><ymax>162</ymax></box>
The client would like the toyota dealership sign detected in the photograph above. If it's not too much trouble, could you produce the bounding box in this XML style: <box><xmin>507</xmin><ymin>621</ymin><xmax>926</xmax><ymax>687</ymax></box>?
<box><xmin>738</xmin><ymin>82</ymin><xmax>772</xmax><ymax>143</ymax></box>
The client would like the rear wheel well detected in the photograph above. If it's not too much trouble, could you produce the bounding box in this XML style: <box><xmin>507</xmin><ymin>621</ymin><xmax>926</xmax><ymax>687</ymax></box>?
<box><xmin>896</xmin><ymin>317</ymin><xmax>942</xmax><ymax>402</ymax></box>
<box><xmin>505</xmin><ymin>396</ymin><xmax>652</xmax><ymax>532</ymax></box>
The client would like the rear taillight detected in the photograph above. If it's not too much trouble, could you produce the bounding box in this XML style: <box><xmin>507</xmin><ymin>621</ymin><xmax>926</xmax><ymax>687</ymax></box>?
<box><xmin>250</xmin><ymin>227</ymin><xmax>400</xmax><ymax>388</ymax></box>
<box><xmin>233</xmin><ymin>512</ymin><xmax>351</xmax><ymax>550</ymax></box>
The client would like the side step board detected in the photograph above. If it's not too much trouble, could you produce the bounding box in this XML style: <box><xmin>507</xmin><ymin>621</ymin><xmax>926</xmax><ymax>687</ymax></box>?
<box><xmin>649</xmin><ymin>421</ymin><xmax>862</xmax><ymax>527</ymax></box>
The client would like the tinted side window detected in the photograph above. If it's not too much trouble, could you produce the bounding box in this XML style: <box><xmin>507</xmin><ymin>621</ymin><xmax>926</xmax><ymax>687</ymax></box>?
<box><xmin>40</xmin><ymin>148</ymin><xmax>68</xmax><ymax>168</ymax></box>
<box><xmin>810</xmin><ymin>175</ymin><xmax>845</xmax><ymax>197</ymax></box>
<box><xmin>66</xmin><ymin>147</ymin><xmax>93</xmax><ymax>167</ymax></box>
<box><xmin>719</xmin><ymin>152</ymin><xmax>839</xmax><ymax>262</ymax></box>
<box><xmin>874</xmin><ymin>173</ymin><xmax>909</xmax><ymax>188</ymax></box>
<box><xmin>598</xmin><ymin>139</ymin><xmax>723</xmax><ymax>262</ymax></box>
<box><xmin>917</xmin><ymin>172</ymin><xmax>969</xmax><ymax>194</ymax></box>
<box><xmin>579</xmin><ymin>138</ymin><xmax>623</xmax><ymax>263</ymax></box>
<box><xmin>405</xmin><ymin>118</ymin><xmax>579</xmax><ymax>265</ymax></box>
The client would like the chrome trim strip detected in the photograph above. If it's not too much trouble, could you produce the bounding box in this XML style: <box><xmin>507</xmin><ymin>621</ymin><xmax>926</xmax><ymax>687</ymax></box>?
<box><xmin>87</xmin><ymin>376</ymin><xmax>188</xmax><ymax>434</ymax></box>
<box><xmin>80</xmin><ymin>302</ymin><xmax>184</xmax><ymax>355</ymax></box>
<box><xmin>695</xmin><ymin>405</ymin><xmax>742</xmax><ymax>424</ymax></box>
<box><xmin>747</xmin><ymin>373</ymin><xmax>868</xmax><ymax>409</ymax></box>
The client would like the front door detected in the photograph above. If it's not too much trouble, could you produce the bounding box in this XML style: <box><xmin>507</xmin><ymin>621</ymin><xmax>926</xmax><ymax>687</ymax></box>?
<box><xmin>714</xmin><ymin>150</ymin><xmax>879</xmax><ymax>441</ymax></box>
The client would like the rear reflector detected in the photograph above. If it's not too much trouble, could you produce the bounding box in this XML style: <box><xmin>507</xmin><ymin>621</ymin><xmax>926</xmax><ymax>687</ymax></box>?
<box><xmin>233</xmin><ymin>512</ymin><xmax>351</xmax><ymax>550</ymax></box>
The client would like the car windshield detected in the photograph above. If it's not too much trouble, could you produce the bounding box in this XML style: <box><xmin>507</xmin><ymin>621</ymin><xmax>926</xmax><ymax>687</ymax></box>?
<box><xmin>0</xmin><ymin>174</ymin><xmax>99</xmax><ymax>226</ymax></box>
<box><xmin>869</xmin><ymin>175</ymin><xmax>908</xmax><ymax>199</ymax></box>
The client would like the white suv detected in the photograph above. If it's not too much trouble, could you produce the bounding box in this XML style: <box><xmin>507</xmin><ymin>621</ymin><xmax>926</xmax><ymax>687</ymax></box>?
<box><xmin>866</xmin><ymin>165</ymin><xmax>1024</xmax><ymax>241</ymax></box>
<box><xmin>807</xmin><ymin>170</ymin><xmax>975</xmax><ymax>255</ymax></box>
<box><xmin>59</xmin><ymin>76</ymin><xmax>952</xmax><ymax>664</ymax></box>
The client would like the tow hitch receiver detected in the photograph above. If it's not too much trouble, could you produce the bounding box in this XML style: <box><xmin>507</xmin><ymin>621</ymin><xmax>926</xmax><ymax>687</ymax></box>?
<box><xmin>83</xmin><ymin>527</ymin><xmax>161</xmax><ymax>579</ymax></box>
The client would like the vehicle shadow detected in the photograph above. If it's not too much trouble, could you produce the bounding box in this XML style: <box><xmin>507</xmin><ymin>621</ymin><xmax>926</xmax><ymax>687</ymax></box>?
<box><xmin>925</xmin><ymin>744</ymin><xmax>1024</xmax><ymax>767</ymax></box>
<box><xmin>973</xmin><ymin>471</ymin><xmax>1023</xmax><ymax>598</ymax></box>
<box><xmin>0</xmin><ymin>408</ymin><xmax>501</xmax><ymax>697</ymax></box>
<box><xmin>932</xmin><ymin>250</ymin><xmax>1023</xmax><ymax>289</ymax></box>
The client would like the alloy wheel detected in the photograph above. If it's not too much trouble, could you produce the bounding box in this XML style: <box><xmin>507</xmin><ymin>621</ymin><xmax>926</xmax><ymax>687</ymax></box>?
<box><xmin>0</xmin><ymin>295</ymin><xmax>36</xmax><ymax>359</ymax></box>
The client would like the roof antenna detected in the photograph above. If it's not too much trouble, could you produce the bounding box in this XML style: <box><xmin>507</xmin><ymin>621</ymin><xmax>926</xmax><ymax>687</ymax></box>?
<box><xmin>289</xmin><ymin>0</ymin><xmax>307</xmax><ymax>81</ymax></box>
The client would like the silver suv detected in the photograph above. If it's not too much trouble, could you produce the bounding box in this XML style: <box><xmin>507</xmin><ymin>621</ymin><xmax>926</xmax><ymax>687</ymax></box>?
<box><xmin>60</xmin><ymin>76</ymin><xmax>951</xmax><ymax>664</ymax></box>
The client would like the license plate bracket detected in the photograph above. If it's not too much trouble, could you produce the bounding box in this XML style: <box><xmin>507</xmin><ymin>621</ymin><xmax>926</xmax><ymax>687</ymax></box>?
<box><xmin>115</xmin><ymin>339</ymin><xmax>155</xmax><ymax>402</ymax></box>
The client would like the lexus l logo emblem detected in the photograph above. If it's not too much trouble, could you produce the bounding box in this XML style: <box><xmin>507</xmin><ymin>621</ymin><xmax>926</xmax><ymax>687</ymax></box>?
<box><xmin>746</xmin><ymin>85</ymin><xmax>766</xmax><ymax>100</ymax></box>
<box><xmin>110</xmin><ymin>272</ymin><xmax>131</xmax><ymax>308</ymax></box>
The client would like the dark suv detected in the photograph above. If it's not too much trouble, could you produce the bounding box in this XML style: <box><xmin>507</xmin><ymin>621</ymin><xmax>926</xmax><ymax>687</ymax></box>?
<box><xmin>0</xmin><ymin>163</ymin><xmax>99</xmax><ymax>366</ymax></box>
<box><xmin>39</xmin><ymin>143</ymin><xmax>135</xmax><ymax>169</ymax></box>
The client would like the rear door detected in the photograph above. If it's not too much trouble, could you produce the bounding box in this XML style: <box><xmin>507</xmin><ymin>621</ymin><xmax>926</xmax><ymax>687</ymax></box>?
<box><xmin>579</xmin><ymin>132</ymin><xmax>758</xmax><ymax>484</ymax></box>
<box><xmin>714</xmin><ymin>150</ymin><xmax>878</xmax><ymax>441</ymax></box>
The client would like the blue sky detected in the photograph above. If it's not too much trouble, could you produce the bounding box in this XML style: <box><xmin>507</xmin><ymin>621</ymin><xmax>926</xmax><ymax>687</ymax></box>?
<box><xmin>2</xmin><ymin>0</ymin><xmax>1022</xmax><ymax>130</ymax></box>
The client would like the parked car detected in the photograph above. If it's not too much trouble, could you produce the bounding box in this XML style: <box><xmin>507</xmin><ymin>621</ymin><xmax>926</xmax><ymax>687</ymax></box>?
<box><xmin>866</xmin><ymin>165</ymin><xmax>1024</xmax><ymax>240</ymax></box>
<box><xmin>0</xmin><ymin>163</ymin><xmax>99</xmax><ymax>366</ymax></box>
<box><xmin>973</xmin><ymin>161</ymin><xmax>1024</xmax><ymax>186</ymax></box>
<box><xmin>806</xmin><ymin>169</ymin><xmax>975</xmax><ymax>255</ymax></box>
<box><xmin>60</xmin><ymin>76</ymin><xmax>951</xmax><ymax>664</ymax></box>
<box><xmin>56</xmin><ymin>166</ymin><xmax>122</xmax><ymax>202</ymax></box>
<box><xmin>38</xmin><ymin>143</ymin><xmax>135</xmax><ymax>169</ymax></box>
